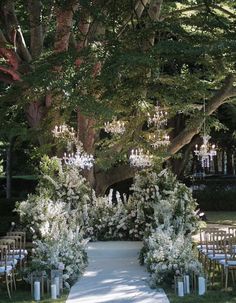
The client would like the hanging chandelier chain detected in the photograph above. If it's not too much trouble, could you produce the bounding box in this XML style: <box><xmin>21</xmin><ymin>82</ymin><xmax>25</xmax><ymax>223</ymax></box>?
<box><xmin>194</xmin><ymin>98</ymin><xmax>217</xmax><ymax>168</ymax></box>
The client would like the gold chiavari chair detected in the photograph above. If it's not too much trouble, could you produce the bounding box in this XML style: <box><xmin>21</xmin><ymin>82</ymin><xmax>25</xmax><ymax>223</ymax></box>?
<box><xmin>201</xmin><ymin>230</ymin><xmax>228</xmax><ymax>284</ymax></box>
<box><xmin>0</xmin><ymin>244</ymin><xmax>14</xmax><ymax>299</ymax></box>
<box><xmin>7</xmin><ymin>231</ymin><xmax>28</xmax><ymax>260</ymax></box>
<box><xmin>197</xmin><ymin>227</ymin><xmax>219</xmax><ymax>266</ymax></box>
<box><xmin>218</xmin><ymin>234</ymin><xmax>236</xmax><ymax>289</ymax></box>
<box><xmin>1</xmin><ymin>235</ymin><xmax>25</xmax><ymax>270</ymax></box>
<box><xmin>7</xmin><ymin>231</ymin><xmax>28</xmax><ymax>264</ymax></box>
<box><xmin>0</xmin><ymin>239</ymin><xmax>17</xmax><ymax>289</ymax></box>
<box><xmin>228</xmin><ymin>227</ymin><xmax>236</xmax><ymax>237</ymax></box>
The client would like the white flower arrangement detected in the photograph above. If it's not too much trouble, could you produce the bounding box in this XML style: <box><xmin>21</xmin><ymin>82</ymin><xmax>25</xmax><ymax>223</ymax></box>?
<box><xmin>16</xmin><ymin>156</ymin><xmax>91</xmax><ymax>286</ymax></box>
<box><xmin>17</xmin><ymin>156</ymin><xmax>201</xmax><ymax>289</ymax></box>
<box><xmin>131</xmin><ymin>169</ymin><xmax>202</xmax><ymax>285</ymax></box>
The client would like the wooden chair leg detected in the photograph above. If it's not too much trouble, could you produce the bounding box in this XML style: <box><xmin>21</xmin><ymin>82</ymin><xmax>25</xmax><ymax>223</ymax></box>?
<box><xmin>221</xmin><ymin>267</ymin><xmax>224</xmax><ymax>287</ymax></box>
<box><xmin>211</xmin><ymin>260</ymin><xmax>216</xmax><ymax>285</ymax></box>
<box><xmin>225</xmin><ymin>267</ymin><xmax>229</xmax><ymax>290</ymax></box>
<box><xmin>5</xmin><ymin>274</ymin><xmax>12</xmax><ymax>299</ymax></box>
<box><xmin>13</xmin><ymin>269</ymin><xmax>17</xmax><ymax>290</ymax></box>
<box><xmin>231</xmin><ymin>269</ymin><xmax>235</xmax><ymax>286</ymax></box>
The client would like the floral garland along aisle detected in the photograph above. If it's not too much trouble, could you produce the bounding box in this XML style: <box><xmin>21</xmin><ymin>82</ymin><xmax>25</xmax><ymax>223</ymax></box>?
<box><xmin>16</xmin><ymin>156</ymin><xmax>202</xmax><ymax>288</ymax></box>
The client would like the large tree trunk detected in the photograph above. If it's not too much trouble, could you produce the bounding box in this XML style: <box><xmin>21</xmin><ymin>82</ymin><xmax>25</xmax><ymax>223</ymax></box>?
<box><xmin>6</xmin><ymin>138</ymin><xmax>15</xmax><ymax>199</ymax></box>
<box><xmin>77</xmin><ymin>110</ymin><xmax>97</xmax><ymax>187</ymax></box>
<box><xmin>28</xmin><ymin>0</ymin><xmax>43</xmax><ymax>59</ymax></box>
<box><xmin>226</xmin><ymin>149</ymin><xmax>234</xmax><ymax>175</ymax></box>
<box><xmin>54</xmin><ymin>1</ymin><xmax>78</xmax><ymax>53</ymax></box>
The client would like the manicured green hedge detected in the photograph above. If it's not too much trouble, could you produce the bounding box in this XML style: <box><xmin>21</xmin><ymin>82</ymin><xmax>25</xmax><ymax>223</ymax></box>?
<box><xmin>0</xmin><ymin>198</ymin><xmax>21</xmax><ymax>236</ymax></box>
<box><xmin>193</xmin><ymin>187</ymin><xmax>236</xmax><ymax>211</ymax></box>
<box><xmin>0</xmin><ymin>176</ymin><xmax>37</xmax><ymax>198</ymax></box>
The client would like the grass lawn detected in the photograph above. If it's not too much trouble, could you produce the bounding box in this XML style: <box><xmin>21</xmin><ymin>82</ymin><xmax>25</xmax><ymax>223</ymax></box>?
<box><xmin>206</xmin><ymin>212</ymin><xmax>236</xmax><ymax>226</ymax></box>
<box><xmin>167</xmin><ymin>289</ymin><xmax>236</xmax><ymax>303</ymax></box>
<box><xmin>0</xmin><ymin>282</ymin><xmax>68</xmax><ymax>303</ymax></box>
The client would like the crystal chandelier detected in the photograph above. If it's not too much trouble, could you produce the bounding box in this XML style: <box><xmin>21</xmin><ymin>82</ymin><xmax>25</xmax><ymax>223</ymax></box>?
<box><xmin>63</xmin><ymin>149</ymin><xmax>94</xmax><ymax>169</ymax></box>
<box><xmin>129</xmin><ymin>148</ymin><xmax>153</xmax><ymax>168</ymax></box>
<box><xmin>194</xmin><ymin>135</ymin><xmax>216</xmax><ymax>168</ymax></box>
<box><xmin>104</xmin><ymin>119</ymin><xmax>125</xmax><ymax>134</ymax></box>
<box><xmin>52</xmin><ymin>124</ymin><xmax>94</xmax><ymax>169</ymax></box>
<box><xmin>149</xmin><ymin>132</ymin><xmax>170</xmax><ymax>149</ymax></box>
<box><xmin>52</xmin><ymin>124</ymin><xmax>75</xmax><ymax>138</ymax></box>
<box><xmin>194</xmin><ymin>101</ymin><xmax>217</xmax><ymax>168</ymax></box>
<box><xmin>147</xmin><ymin>103</ymin><xmax>168</xmax><ymax>127</ymax></box>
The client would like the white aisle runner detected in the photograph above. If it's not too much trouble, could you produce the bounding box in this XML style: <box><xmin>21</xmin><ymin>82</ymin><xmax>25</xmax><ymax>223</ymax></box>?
<box><xmin>66</xmin><ymin>241</ymin><xmax>170</xmax><ymax>303</ymax></box>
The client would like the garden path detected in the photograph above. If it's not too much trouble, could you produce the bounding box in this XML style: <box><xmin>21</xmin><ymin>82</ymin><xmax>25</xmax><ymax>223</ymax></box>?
<box><xmin>66</xmin><ymin>241</ymin><xmax>170</xmax><ymax>303</ymax></box>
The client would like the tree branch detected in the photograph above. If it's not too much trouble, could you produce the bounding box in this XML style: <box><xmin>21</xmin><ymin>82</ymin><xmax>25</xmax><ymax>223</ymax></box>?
<box><xmin>0</xmin><ymin>65</ymin><xmax>21</xmax><ymax>81</ymax></box>
<box><xmin>168</xmin><ymin>74</ymin><xmax>236</xmax><ymax>156</ymax></box>
<box><xmin>117</xmin><ymin>0</ymin><xmax>150</xmax><ymax>38</ymax></box>
<box><xmin>161</xmin><ymin>4</ymin><xmax>206</xmax><ymax>20</ymax></box>
<box><xmin>161</xmin><ymin>3</ymin><xmax>236</xmax><ymax>21</ymax></box>
<box><xmin>1</xmin><ymin>0</ymin><xmax>32</xmax><ymax>62</ymax></box>
<box><xmin>212</xmin><ymin>4</ymin><xmax>236</xmax><ymax>18</ymax></box>
<box><xmin>95</xmin><ymin>165</ymin><xmax>135</xmax><ymax>196</ymax></box>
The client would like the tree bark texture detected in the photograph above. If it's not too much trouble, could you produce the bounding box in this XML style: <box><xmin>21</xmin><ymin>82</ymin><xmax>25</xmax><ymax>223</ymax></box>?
<box><xmin>54</xmin><ymin>2</ymin><xmax>78</xmax><ymax>53</ymax></box>
<box><xmin>6</xmin><ymin>138</ymin><xmax>15</xmax><ymax>199</ymax></box>
<box><xmin>95</xmin><ymin>165</ymin><xmax>136</xmax><ymax>196</ymax></box>
<box><xmin>1</xmin><ymin>0</ymin><xmax>32</xmax><ymax>62</ymax></box>
<box><xmin>28</xmin><ymin>0</ymin><xmax>43</xmax><ymax>58</ymax></box>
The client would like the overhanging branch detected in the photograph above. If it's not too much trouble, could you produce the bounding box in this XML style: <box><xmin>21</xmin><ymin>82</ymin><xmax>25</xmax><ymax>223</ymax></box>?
<box><xmin>168</xmin><ymin>74</ymin><xmax>236</xmax><ymax>156</ymax></box>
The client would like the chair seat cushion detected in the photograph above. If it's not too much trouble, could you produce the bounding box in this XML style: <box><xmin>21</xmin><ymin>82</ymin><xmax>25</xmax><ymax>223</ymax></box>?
<box><xmin>219</xmin><ymin>259</ymin><xmax>236</xmax><ymax>266</ymax></box>
<box><xmin>198</xmin><ymin>244</ymin><xmax>214</xmax><ymax>249</ymax></box>
<box><xmin>207</xmin><ymin>253</ymin><xmax>229</xmax><ymax>260</ymax></box>
<box><xmin>12</xmin><ymin>254</ymin><xmax>25</xmax><ymax>260</ymax></box>
<box><xmin>0</xmin><ymin>259</ymin><xmax>18</xmax><ymax>267</ymax></box>
<box><xmin>0</xmin><ymin>265</ymin><xmax>12</xmax><ymax>273</ymax></box>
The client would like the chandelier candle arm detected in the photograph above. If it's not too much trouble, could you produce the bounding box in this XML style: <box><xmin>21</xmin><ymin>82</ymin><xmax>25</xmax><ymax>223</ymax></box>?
<box><xmin>148</xmin><ymin>104</ymin><xmax>168</xmax><ymax>127</ymax></box>
<box><xmin>129</xmin><ymin>148</ymin><xmax>153</xmax><ymax>168</ymax></box>
<box><xmin>52</xmin><ymin>124</ymin><xmax>75</xmax><ymax>138</ymax></box>
<box><xmin>63</xmin><ymin>149</ymin><xmax>94</xmax><ymax>169</ymax></box>
<box><xmin>104</xmin><ymin>119</ymin><xmax>125</xmax><ymax>134</ymax></box>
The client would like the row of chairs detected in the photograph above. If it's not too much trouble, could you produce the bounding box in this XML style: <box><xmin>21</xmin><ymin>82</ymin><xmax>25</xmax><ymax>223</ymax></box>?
<box><xmin>0</xmin><ymin>231</ymin><xmax>28</xmax><ymax>299</ymax></box>
<box><xmin>198</xmin><ymin>227</ymin><xmax>236</xmax><ymax>289</ymax></box>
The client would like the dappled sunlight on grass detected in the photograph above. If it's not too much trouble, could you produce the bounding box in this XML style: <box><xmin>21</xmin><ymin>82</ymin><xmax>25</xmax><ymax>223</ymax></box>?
<box><xmin>0</xmin><ymin>282</ymin><xmax>68</xmax><ymax>303</ymax></box>
<box><xmin>206</xmin><ymin>212</ymin><xmax>236</xmax><ymax>226</ymax></box>
<box><xmin>167</xmin><ymin>289</ymin><xmax>236</xmax><ymax>303</ymax></box>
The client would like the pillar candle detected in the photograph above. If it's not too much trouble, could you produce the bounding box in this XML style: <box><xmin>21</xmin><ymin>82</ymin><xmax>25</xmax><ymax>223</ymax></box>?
<box><xmin>55</xmin><ymin>277</ymin><xmax>60</xmax><ymax>297</ymax></box>
<box><xmin>177</xmin><ymin>281</ymin><xmax>184</xmax><ymax>297</ymax></box>
<box><xmin>34</xmin><ymin>281</ymin><xmax>40</xmax><ymax>301</ymax></box>
<box><xmin>184</xmin><ymin>275</ymin><xmax>190</xmax><ymax>294</ymax></box>
<box><xmin>198</xmin><ymin>277</ymin><xmax>206</xmax><ymax>295</ymax></box>
<box><xmin>51</xmin><ymin>284</ymin><xmax>57</xmax><ymax>299</ymax></box>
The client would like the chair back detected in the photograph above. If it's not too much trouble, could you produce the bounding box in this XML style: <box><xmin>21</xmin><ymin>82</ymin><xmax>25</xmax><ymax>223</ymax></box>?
<box><xmin>7</xmin><ymin>232</ymin><xmax>26</xmax><ymax>250</ymax></box>
<box><xmin>228</xmin><ymin>227</ymin><xmax>236</xmax><ymax>237</ymax></box>
<box><xmin>1</xmin><ymin>236</ymin><xmax>22</xmax><ymax>253</ymax></box>
<box><xmin>223</xmin><ymin>234</ymin><xmax>236</xmax><ymax>262</ymax></box>
<box><xmin>199</xmin><ymin>227</ymin><xmax>219</xmax><ymax>249</ymax></box>
<box><xmin>204</xmin><ymin>229</ymin><xmax>226</xmax><ymax>255</ymax></box>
